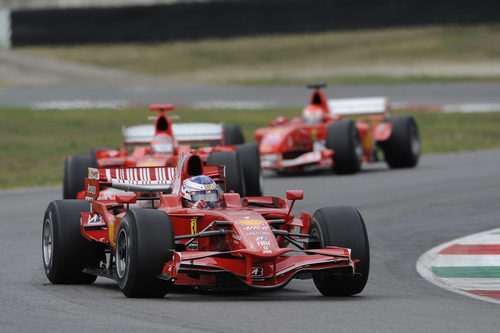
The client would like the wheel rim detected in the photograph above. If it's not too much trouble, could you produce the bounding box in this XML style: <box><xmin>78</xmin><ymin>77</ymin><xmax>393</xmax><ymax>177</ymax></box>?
<box><xmin>116</xmin><ymin>228</ymin><xmax>129</xmax><ymax>279</ymax></box>
<box><xmin>409</xmin><ymin>124</ymin><xmax>420</xmax><ymax>156</ymax></box>
<box><xmin>42</xmin><ymin>217</ymin><xmax>53</xmax><ymax>270</ymax></box>
<box><xmin>309</xmin><ymin>222</ymin><xmax>324</xmax><ymax>249</ymax></box>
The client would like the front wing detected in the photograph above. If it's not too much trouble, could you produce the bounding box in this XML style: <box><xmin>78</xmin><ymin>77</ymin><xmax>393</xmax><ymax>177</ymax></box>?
<box><xmin>161</xmin><ymin>247</ymin><xmax>356</xmax><ymax>289</ymax></box>
<box><xmin>261</xmin><ymin>149</ymin><xmax>333</xmax><ymax>171</ymax></box>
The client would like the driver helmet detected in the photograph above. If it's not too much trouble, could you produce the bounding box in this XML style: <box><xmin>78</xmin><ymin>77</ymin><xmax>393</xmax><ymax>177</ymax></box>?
<box><xmin>181</xmin><ymin>175</ymin><xmax>219</xmax><ymax>208</ymax></box>
<box><xmin>302</xmin><ymin>105</ymin><xmax>324</xmax><ymax>124</ymax></box>
<box><xmin>151</xmin><ymin>134</ymin><xmax>174</xmax><ymax>153</ymax></box>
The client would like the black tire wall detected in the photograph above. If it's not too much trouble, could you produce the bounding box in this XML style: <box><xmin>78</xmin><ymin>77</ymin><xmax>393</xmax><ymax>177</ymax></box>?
<box><xmin>12</xmin><ymin>0</ymin><xmax>500</xmax><ymax>46</ymax></box>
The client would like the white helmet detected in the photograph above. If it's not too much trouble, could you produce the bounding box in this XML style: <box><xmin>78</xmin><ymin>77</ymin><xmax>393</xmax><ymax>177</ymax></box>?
<box><xmin>151</xmin><ymin>134</ymin><xmax>174</xmax><ymax>153</ymax></box>
<box><xmin>181</xmin><ymin>175</ymin><xmax>219</xmax><ymax>208</ymax></box>
<box><xmin>302</xmin><ymin>105</ymin><xmax>324</xmax><ymax>124</ymax></box>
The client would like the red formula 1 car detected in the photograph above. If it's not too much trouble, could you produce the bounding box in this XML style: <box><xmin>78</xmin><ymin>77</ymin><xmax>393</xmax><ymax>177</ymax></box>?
<box><xmin>255</xmin><ymin>84</ymin><xmax>420</xmax><ymax>174</ymax></box>
<box><xmin>42</xmin><ymin>152</ymin><xmax>369</xmax><ymax>297</ymax></box>
<box><xmin>63</xmin><ymin>104</ymin><xmax>262</xmax><ymax>199</ymax></box>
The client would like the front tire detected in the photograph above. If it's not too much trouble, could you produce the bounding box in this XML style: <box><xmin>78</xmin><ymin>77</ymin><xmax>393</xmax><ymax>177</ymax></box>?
<box><xmin>236</xmin><ymin>143</ymin><xmax>263</xmax><ymax>196</ymax></box>
<box><xmin>326</xmin><ymin>120</ymin><xmax>363</xmax><ymax>174</ymax></box>
<box><xmin>308</xmin><ymin>206</ymin><xmax>369</xmax><ymax>296</ymax></box>
<box><xmin>116</xmin><ymin>209</ymin><xmax>175</xmax><ymax>298</ymax></box>
<box><xmin>42</xmin><ymin>200</ymin><xmax>103</xmax><ymax>284</ymax></box>
<box><xmin>207</xmin><ymin>151</ymin><xmax>246</xmax><ymax>196</ymax></box>
<box><xmin>380</xmin><ymin>115</ymin><xmax>420</xmax><ymax>168</ymax></box>
<box><xmin>63</xmin><ymin>154</ymin><xmax>95</xmax><ymax>199</ymax></box>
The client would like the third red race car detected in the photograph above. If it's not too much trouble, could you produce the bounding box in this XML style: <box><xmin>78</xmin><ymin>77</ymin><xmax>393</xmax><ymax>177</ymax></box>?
<box><xmin>255</xmin><ymin>84</ymin><xmax>420</xmax><ymax>174</ymax></box>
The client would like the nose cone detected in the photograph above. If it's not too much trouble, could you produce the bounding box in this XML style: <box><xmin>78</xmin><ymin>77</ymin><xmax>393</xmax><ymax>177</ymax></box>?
<box><xmin>232</xmin><ymin>219</ymin><xmax>279</xmax><ymax>256</ymax></box>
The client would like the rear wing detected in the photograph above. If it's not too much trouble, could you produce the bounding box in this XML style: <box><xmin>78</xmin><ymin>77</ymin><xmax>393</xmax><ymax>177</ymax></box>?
<box><xmin>122</xmin><ymin>125</ymin><xmax>155</xmax><ymax>145</ymax></box>
<box><xmin>84</xmin><ymin>166</ymin><xmax>176</xmax><ymax>200</ymax></box>
<box><xmin>328</xmin><ymin>97</ymin><xmax>390</xmax><ymax>117</ymax></box>
<box><xmin>172</xmin><ymin>122</ymin><xmax>223</xmax><ymax>143</ymax></box>
<box><xmin>122</xmin><ymin>123</ymin><xmax>224</xmax><ymax>145</ymax></box>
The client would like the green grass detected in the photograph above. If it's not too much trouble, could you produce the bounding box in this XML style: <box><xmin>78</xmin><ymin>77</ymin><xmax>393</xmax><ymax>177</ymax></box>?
<box><xmin>20</xmin><ymin>24</ymin><xmax>500</xmax><ymax>85</ymax></box>
<box><xmin>1</xmin><ymin>106</ymin><xmax>500</xmax><ymax>190</ymax></box>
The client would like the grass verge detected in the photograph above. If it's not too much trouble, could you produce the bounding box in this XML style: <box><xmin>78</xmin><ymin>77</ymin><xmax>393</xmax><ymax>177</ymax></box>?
<box><xmin>20</xmin><ymin>24</ymin><xmax>500</xmax><ymax>85</ymax></box>
<box><xmin>1</xmin><ymin>107</ymin><xmax>500</xmax><ymax>190</ymax></box>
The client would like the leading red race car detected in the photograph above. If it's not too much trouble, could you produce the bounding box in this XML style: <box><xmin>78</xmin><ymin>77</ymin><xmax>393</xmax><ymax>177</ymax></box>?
<box><xmin>42</xmin><ymin>152</ymin><xmax>369</xmax><ymax>297</ymax></box>
<box><xmin>255</xmin><ymin>84</ymin><xmax>420</xmax><ymax>174</ymax></box>
<box><xmin>63</xmin><ymin>104</ymin><xmax>262</xmax><ymax>199</ymax></box>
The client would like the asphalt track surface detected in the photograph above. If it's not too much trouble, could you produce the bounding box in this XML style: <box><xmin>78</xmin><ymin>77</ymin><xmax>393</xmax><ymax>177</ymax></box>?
<box><xmin>3</xmin><ymin>82</ymin><xmax>500</xmax><ymax>108</ymax></box>
<box><xmin>1</xmin><ymin>150</ymin><xmax>499</xmax><ymax>332</ymax></box>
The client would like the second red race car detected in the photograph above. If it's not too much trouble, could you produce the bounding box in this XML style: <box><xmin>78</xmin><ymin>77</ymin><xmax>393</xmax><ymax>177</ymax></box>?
<box><xmin>63</xmin><ymin>104</ymin><xmax>262</xmax><ymax>199</ymax></box>
<box><xmin>255</xmin><ymin>84</ymin><xmax>420</xmax><ymax>174</ymax></box>
<box><xmin>42</xmin><ymin>151</ymin><xmax>369</xmax><ymax>298</ymax></box>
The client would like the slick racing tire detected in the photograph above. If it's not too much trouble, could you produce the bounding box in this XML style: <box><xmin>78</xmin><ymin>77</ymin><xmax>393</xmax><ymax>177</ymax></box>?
<box><xmin>63</xmin><ymin>154</ymin><xmax>95</xmax><ymax>199</ymax></box>
<box><xmin>207</xmin><ymin>151</ymin><xmax>246</xmax><ymax>196</ymax></box>
<box><xmin>236</xmin><ymin>143</ymin><xmax>263</xmax><ymax>196</ymax></box>
<box><xmin>223</xmin><ymin>125</ymin><xmax>245</xmax><ymax>145</ymax></box>
<box><xmin>379</xmin><ymin>115</ymin><xmax>420</xmax><ymax>168</ymax></box>
<box><xmin>326</xmin><ymin>120</ymin><xmax>363</xmax><ymax>174</ymax></box>
<box><xmin>308</xmin><ymin>206</ymin><xmax>370</xmax><ymax>296</ymax></box>
<box><xmin>116</xmin><ymin>209</ymin><xmax>175</xmax><ymax>298</ymax></box>
<box><xmin>42</xmin><ymin>200</ymin><xmax>103</xmax><ymax>284</ymax></box>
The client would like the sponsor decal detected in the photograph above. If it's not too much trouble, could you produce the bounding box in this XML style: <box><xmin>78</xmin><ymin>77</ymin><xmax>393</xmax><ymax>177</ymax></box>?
<box><xmin>238</xmin><ymin>219</ymin><xmax>264</xmax><ymax>226</ymax></box>
<box><xmin>190</xmin><ymin>217</ymin><xmax>197</xmax><ymax>234</ymax></box>
<box><xmin>247</xmin><ymin>231</ymin><xmax>271</xmax><ymax>236</ymax></box>
<box><xmin>87</xmin><ymin>214</ymin><xmax>102</xmax><ymax>225</ymax></box>
<box><xmin>243</xmin><ymin>225</ymin><xmax>270</xmax><ymax>231</ymax></box>
<box><xmin>252</xmin><ymin>267</ymin><xmax>264</xmax><ymax>277</ymax></box>
<box><xmin>256</xmin><ymin>236</ymin><xmax>267</xmax><ymax>241</ymax></box>
<box><xmin>232</xmin><ymin>233</ymin><xmax>241</xmax><ymax>240</ymax></box>
<box><xmin>88</xmin><ymin>185</ymin><xmax>96</xmax><ymax>195</ymax></box>
<box><xmin>262</xmin><ymin>249</ymin><xmax>272</xmax><ymax>254</ymax></box>
<box><xmin>257</xmin><ymin>241</ymin><xmax>271</xmax><ymax>247</ymax></box>
<box><xmin>88</xmin><ymin>168</ymin><xmax>100</xmax><ymax>180</ymax></box>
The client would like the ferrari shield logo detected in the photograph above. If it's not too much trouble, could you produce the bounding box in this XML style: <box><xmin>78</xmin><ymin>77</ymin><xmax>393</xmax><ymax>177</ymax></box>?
<box><xmin>190</xmin><ymin>218</ymin><xmax>197</xmax><ymax>234</ymax></box>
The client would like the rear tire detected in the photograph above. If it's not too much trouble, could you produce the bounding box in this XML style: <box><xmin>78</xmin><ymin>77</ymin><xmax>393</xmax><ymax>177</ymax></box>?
<box><xmin>236</xmin><ymin>143</ymin><xmax>263</xmax><ymax>196</ymax></box>
<box><xmin>223</xmin><ymin>125</ymin><xmax>244</xmax><ymax>145</ymax></box>
<box><xmin>326</xmin><ymin>120</ymin><xmax>362</xmax><ymax>174</ymax></box>
<box><xmin>42</xmin><ymin>200</ymin><xmax>103</xmax><ymax>284</ymax></box>
<box><xmin>63</xmin><ymin>154</ymin><xmax>95</xmax><ymax>199</ymax></box>
<box><xmin>380</xmin><ymin>115</ymin><xmax>420</xmax><ymax>168</ymax></box>
<box><xmin>116</xmin><ymin>209</ymin><xmax>175</xmax><ymax>298</ymax></box>
<box><xmin>308</xmin><ymin>206</ymin><xmax>369</xmax><ymax>296</ymax></box>
<box><xmin>207</xmin><ymin>151</ymin><xmax>246</xmax><ymax>196</ymax></box>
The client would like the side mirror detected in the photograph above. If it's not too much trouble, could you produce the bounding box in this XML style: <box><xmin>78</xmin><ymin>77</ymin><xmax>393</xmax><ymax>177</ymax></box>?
<box><xmin>286</xmin><ymin>190</ymin><xmax>303</xmax><ymax>201</ymax></box>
